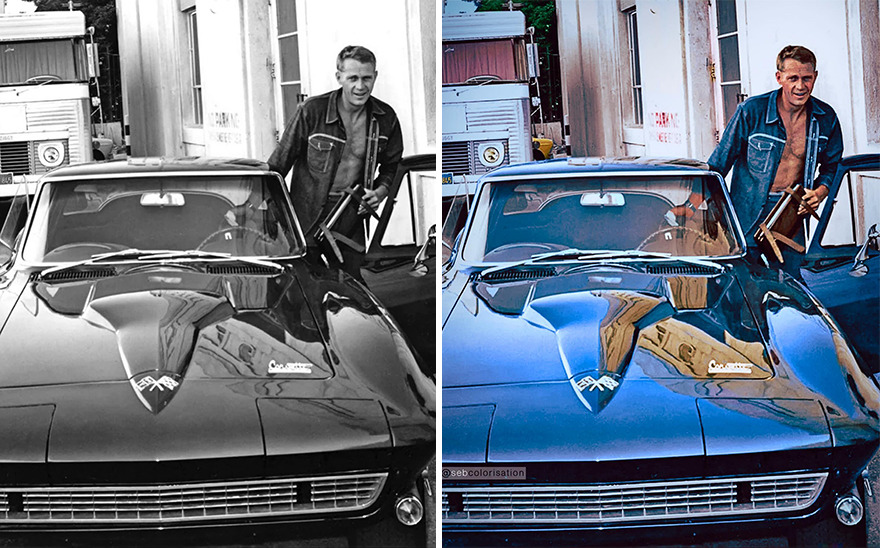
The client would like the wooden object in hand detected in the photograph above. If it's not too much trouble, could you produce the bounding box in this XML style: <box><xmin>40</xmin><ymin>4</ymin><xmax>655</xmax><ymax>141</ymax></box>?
<box><xmin>753</xmin><ymin>184</ymin><xmax>820</xmax><ymax>263</ymax></box>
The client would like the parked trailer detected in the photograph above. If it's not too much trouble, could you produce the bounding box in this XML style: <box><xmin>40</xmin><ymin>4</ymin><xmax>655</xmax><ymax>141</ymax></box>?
<box><xmin>441</xmin><ymin>11</ymin><xmax>534</xmax><ymax>200</ymax></box>
<box><xmin>0</xmin><ymin>11</ymin><xmax>97</xmax><ymax>189</ymax></box>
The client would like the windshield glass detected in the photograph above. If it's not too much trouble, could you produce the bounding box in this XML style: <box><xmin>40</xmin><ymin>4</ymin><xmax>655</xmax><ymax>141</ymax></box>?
<box><xmin>461</xmin><ymin>174</ymin><xmax>743</xmax><ymax>263</ymax></box>
<box><xmin>0</xmin><ymin>38</ymin><xmax>89</xmax><ymax>85</ymax></box>
<box><xmin>22</xmin><ymin>174</ymin><xmax>305</xmax><ymax>262</ymax></box>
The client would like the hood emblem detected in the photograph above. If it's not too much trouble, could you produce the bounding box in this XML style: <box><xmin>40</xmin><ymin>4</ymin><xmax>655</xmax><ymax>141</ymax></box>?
<box><xmin>575</xmin><ymin>375</ymin><xmax>619</xmax><ymax>392</ymax></box>
<box><xmin>130</xmin><ymin>371</ymin><xmax>182</xmax><ymax>414</ymax></box>
<box><xmin>135</xmin><ymin>375</ymin><xmax>180</xmax><ymax>392</ymax></box>
<box><xmin>570</xmin><ymin>372</ymin><xmax>621</xmax><ymax>413</ymax></box>
<box><xmin>268</xmin><ymin>360</ymin><xmax>313</xmax><ymax>374</ymax></box>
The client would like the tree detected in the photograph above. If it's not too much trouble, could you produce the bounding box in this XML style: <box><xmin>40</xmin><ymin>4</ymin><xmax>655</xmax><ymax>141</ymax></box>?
<box><xmin>32</xmin><ymin>0</ymin><xmax>122</xmax><ymax>125</ymax></box>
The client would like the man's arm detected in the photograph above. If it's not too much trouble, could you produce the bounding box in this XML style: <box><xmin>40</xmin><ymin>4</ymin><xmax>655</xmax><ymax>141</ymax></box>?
<box><xmin>267</xmin><ymin>103</ymin><xmax>309</xmax><ymax>178</ymax></box>
<box><xmin>707</xmin><ymin>103</ymin><xmax>748</xmax><ymax>176</ymax></box>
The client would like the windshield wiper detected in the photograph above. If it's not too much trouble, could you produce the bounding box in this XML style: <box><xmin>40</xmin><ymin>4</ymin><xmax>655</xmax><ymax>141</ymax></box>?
<box><xmin>40</xmin><ymin>248</ymin><xmax>284</xmax><ymax>278</ymax></box>
<box><xmin>480</xmin><ymin>248</ymin><xmax>615</xmax><ymax>278</ymax></box>
<box><xmin>40</xmin><ymin>248</ymin><xmax>160</xmax><ymax>276</ymax></box>
<box><xmin>480</xmin><ymin>248</ymin><xmax>724</xmax><ymax>279</ymax></box>
<box><xmin>140</xmin><ymin>250</ymin><xmax>284</xmax><ymax>271</ymax></box>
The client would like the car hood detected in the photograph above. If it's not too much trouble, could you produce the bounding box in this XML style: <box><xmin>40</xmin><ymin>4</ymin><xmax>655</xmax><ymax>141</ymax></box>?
<box><xmin>442</xmin><ymin>268</ymin><xmax>834</xmax><ymax>462</ymax></box>
<box><xmin>0</xmin><ymin>267</ymin><xmax>398</xmax><ymax>463</ymax></box>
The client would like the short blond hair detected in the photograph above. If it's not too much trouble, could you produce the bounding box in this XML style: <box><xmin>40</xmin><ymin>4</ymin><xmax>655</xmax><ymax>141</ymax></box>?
<box><xmin>776</xmin><ymin>45</ymin><xmax>816</xmax><ymax>71</ymax></box>
<box><xmin>336</xmin><ymin>45</ymin><xmax>376</xmax><ymax>71</ymax></box>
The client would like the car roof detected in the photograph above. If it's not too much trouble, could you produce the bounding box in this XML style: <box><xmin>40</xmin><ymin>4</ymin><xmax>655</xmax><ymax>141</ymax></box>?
<box><xmin>41</xmin><ymin>157</ymin><xmax>271</xmax><ymax>179</ymax></box>
<box><xmin>482</xmin><ymin>157</ymin><xmax>711</xmax><ymax>179</ymax></box>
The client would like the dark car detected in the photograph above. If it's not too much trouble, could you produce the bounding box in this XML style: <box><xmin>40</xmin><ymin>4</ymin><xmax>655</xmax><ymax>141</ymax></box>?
<box><xmin>0</xmin><ymin>158</ymin><xmax>435</xmax><ymax>545</ymax></box>
<box><xmin>800</xmin><ymin>154</ymin><xmax>880</xmax><ymax>377</ymax></box>
<box><xmin>440</xmin><ymin>157</ymin><xmax>879</xmax><ymax>545</ymax></box>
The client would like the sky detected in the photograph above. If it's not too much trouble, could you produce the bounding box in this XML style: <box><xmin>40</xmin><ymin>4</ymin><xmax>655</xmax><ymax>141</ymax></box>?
<box><xmin>4</xmin><ymin>0</ymin><xmax>36</xmax><ymax>13</ymax></box>
<box><xmin>444</xmin><ymin>0</ymin><xmax>477</xmax><ymax>15</ymax></box>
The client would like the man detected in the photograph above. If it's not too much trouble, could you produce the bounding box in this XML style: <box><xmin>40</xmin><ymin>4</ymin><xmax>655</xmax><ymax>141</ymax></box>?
<box><xmin>708</xmin><ymin>45</ymin><xmax>843</xmax><ymax>261</ymax></box>
<box><xmin>268</xmin><ymin>45</ymin><xmax>404</xmax><ymax>279</ymax></box>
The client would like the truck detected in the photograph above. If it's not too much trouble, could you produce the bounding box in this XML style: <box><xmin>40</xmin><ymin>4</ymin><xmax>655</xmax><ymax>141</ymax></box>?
<box><xmin>441</xmin><ymin>11</ymin><xmax>536</xmax><ymax>199</ymax></box>
<box><xmin>0</xmin><ymin>10</ymin><xmax>99</xmax><ymax>188</ymax></box>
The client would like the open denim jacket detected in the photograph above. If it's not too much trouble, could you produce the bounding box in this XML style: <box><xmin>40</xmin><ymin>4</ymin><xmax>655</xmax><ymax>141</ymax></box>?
<box><xmin>268</xmin><ymin>88</ymin><xmax>404</xmax><ymax>234</ymax></box>
<box><xmin>707</xmin><ymin>88</ymin><xmax>843</xmax><ymax>235</ymax></box>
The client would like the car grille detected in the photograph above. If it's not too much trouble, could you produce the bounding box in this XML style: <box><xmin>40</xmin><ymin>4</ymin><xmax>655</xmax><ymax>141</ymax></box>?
<box><xmin>442</xmin><ymin>473</ymin><xmax>826</xmax><ymax>524</ymax></box>
<box><xmin>441</xmin><ymin>140</ymin><xmax>510</xmax><ymax>176</ymax></box>
<box><xmin>0</xmin><ymin>473</ymin><xmax>387</xmax><ymax>524</ymax></box>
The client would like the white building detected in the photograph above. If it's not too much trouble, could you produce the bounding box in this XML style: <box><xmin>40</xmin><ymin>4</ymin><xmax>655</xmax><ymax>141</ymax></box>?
<box><xmin>556</xmin><ymin>0</ymin><xmax>879</xmax><ymax>160</ymax></box>
<box><xmin>115</xmin><ymin>0</ymin><xmax>435</xmax><ymax>161</ymax></box>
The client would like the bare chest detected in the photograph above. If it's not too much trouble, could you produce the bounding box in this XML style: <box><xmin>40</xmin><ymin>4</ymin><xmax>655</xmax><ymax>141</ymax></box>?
<box><xmin>780</xmin><ymin>114</ymin><xmax>807</xmax><ymax>161</ymax></box>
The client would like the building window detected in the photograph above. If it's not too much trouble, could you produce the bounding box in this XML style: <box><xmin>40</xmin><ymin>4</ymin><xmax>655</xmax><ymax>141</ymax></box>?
<box><xmin>715</xmin><ymin>0</ymin><xmax>742</xmax><ymax>125</ymax></box>
<box><xmin>276</xmin><ymin>0</ymin><xmax>303</xmax><ymax>122</ymax></box>
<box><xmin>625</xmin><ymin>9</ymin><xmax>643</xmax><ymax>127</ymax></box>
<box><xmin>186</xmin><ymin>9</ymin><xmax>203</xmax><ymax>126</ymax></box>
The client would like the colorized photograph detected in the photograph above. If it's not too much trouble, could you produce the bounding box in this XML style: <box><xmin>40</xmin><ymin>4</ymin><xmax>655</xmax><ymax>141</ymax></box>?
<box><xmin>440</xmin><ymin>0</ymin><xmax>879</xmax><ymax>546</ymax></box>
<box><xmin>0</xmin><ymin>0</ymin><xmax>435</xmax><ymax>546</ymax></box>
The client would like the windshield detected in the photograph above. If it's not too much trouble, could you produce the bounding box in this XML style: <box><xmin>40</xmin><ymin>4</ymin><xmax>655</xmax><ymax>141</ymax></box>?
<box><xmin>0</xmin><ymin>38</ymin><xmax>89</xmax><ymax>85</ymax></box>
<box><xmin>461</xmin><ymin>174</ymin><xmax>743</xmax><ymax>263</ymax></box>
<box><xmin>22</xmin><ymin>174</ymin><xmax>305</xmax><ymax>262</ymax></box>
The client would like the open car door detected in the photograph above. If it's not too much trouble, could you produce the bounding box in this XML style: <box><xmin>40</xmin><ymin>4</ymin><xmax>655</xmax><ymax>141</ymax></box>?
<box><xmin>362</xmin><ymin>154</ymin><xmax>436</xmax><ymax>374</ymax></box>
<box><xmin>801</xmin><ymin>154</ymin><xmax>880</xmax><ymax>376</ymax></box>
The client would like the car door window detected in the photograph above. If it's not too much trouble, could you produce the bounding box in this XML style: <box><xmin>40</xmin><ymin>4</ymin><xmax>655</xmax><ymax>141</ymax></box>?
<box><xmin>378</xmin><ymin>168</ymin><xmax>437</xmax><ymax>248</ymax></box>
<box><xmin>820</xmin><ymin>168</ymin><xmax>880</xmax><ymax>248</ymax></box>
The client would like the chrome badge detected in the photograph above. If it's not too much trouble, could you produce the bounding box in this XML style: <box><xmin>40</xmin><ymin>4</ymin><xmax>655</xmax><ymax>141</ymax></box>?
<box><xmin>268</xmin><ymin>360</ymin><xmax>313</xmax><ymax>374</ymax></box>
<box><xmin>130</xmin><ymin>371</ymin><xmax>182</xmax><ymax>414</ymax></box>
<box><xmin>707</xmin><ymin>359</ymin><xmax>752</xmax><ymax>374</ymax></box>
<box><xmin>570</xmin><ymin>372</ymin><xmax>621</xmax><ymax>413</ymax></box>
<box><xmin>575</xmin><ymin>375</ymin><xmax>620</xmax><ymax>392</ymax></box>
<box><xmin>135</xmin><ymin>375</ymin><xmax>180</xmax><ymax>392</ymax></box>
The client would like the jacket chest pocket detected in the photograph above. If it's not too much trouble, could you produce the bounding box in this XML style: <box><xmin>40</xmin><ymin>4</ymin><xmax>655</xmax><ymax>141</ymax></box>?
<box><xmin>747</xmin><ymin>137</ymin><xmax>777</xmax><ymax>174</ymax></box>
<box><xmin>307</xmin><ymin>136</ymin><xmax>337</xmax><ymax>174</ymax></box>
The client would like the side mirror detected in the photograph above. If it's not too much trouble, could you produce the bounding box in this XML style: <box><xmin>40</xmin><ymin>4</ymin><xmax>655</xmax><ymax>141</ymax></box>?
<box><xmin>851</xmin><ymin>223</ymin><xmax>878</xmax><ymax>277</ymax></box>
<box><xmin>410</xmin><ymin>225</ymin><xmax>436</xmax><ymax>277</ymax></box>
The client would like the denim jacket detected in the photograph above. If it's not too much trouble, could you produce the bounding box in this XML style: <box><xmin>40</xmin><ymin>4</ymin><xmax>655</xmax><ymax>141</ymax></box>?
<box><xmin>707</xmin><ymin>88</ymin><xmax>843</xmax><ymax>234</ymax></box>
<box><xmin>268</xmin><ymin>88</ymin><xmax>404</xmax><ymax>233</ymax></box>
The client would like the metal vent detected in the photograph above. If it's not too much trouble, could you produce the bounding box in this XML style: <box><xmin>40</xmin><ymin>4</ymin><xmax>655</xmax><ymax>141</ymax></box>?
<box><xmin>645</xmin><ymin>264</ymin><xmax>720</xmax><ymax>275</ymax></box>
<box><xmin>0</xmin><ymin>142</ymin><xmax>29</xmax><ymax>175</ymax></box>
<box><xmin>442</xmin><ymin>141</ymin><xmax>470</xmax><ymax>176</ymax></box>
<box><xmin>34</xmin><ymin>268</ymin><xmax>117</xmax><ymax>282</ymax></box>
<box><xmin>443</xmin><ymin>473</ymin><xmax>827</xmax><ymax>524</ymax></box>
<box><xmin>477</xmin><ymin>267</ymin><xmax>556</xmax><ymax>282</ymax></box>
<box><xmin>0</xmin><ymin>473</ymin><xmax>387</xmax><ymax>524</ymax></box>
<box><xmin>205</xmin><ymin>264</ymin><xmax>279</xmax><ymax>275</ymax></box>
<box><xmin>442</xmin><ymin>140</ymin><xmax>511</xmax><ymax>177</ymax></box>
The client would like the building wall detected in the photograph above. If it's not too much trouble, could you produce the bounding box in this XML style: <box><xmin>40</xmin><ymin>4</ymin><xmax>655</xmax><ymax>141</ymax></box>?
<box><xmin>557</xmin><ymin>0</ymin><xmax>878</xmax><ymax>160</ymax></box>
<box><xmin>116</xmin><ymin>0</ymin><xmax>435</xmax><ymax>160</ymax></box>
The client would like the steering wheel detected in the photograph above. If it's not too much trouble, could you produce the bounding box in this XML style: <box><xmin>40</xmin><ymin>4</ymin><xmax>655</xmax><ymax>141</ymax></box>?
<box><xmin>196</xmin><ymin>226</ymin><xmax>274</xmax><ymax>251</ymax></box>
<box><xmin>637</xmin><ymin>226</ymin><xmax>715</xmax><ymax>251</ymax></box>
<box><xmin>42</xmin><ymin>242</ymin><xmax>123</xmax><ymax>261</ymax></box>
<box><xmin>483</xmin><ymin>242</ymin><xmax>566</xmax><ymax>261</ymax></box>
<box><xmin>25</xmin><ymin>75</ymin><xmax>61</xmax><ymax>84</ymax></box>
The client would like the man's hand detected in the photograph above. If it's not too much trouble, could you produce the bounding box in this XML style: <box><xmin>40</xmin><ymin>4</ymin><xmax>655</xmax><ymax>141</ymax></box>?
<box><xmin>359</xmin><ymin>185</ymin><xmax>389</xmax><ymax>215</ymax></box>
<box><xmin>799</xmin><ymin>185</ymin><xmax>828</xmax><ymax>215</ymax></box>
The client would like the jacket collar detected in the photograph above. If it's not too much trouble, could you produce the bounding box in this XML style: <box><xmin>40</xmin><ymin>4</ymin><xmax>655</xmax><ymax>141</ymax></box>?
<box><xmin>325</xmin><ymin>88</ymin><xmax>386</xmax><ymax>125</ymax></box>
<box><xmin>765</xmin><ymin>87</ymin><xmax>826</xmax><ymax>124</ymax></box>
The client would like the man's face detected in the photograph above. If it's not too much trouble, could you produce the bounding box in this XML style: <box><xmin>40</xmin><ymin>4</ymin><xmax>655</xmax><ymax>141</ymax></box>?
<box><xmin>336</xmin><ymin>58</ymin><xmax>377</xmax><ymax>110</ymax></box>
<box><xmin>775</xmin><ymin>58</ymin><xmax>817</xmax><ymax>110</ymax></box>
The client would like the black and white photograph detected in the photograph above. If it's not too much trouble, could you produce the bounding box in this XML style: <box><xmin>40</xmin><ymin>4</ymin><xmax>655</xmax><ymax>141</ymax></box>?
<box><xmin>0</xmin><ymin>0</ymin><xmax>436</xmax><ymax>546</ymax></box>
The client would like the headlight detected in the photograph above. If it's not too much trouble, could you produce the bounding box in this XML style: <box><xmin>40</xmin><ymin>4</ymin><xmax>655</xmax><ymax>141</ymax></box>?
<box><xmin>478</xmin><ymin>142</ymin><xmax>504</xmax><ymax>168</ymax></box>
<box><xmin>37</xmin><ymin>142</ymin><xmax>64</xmax><ymax>168</ymax></box>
